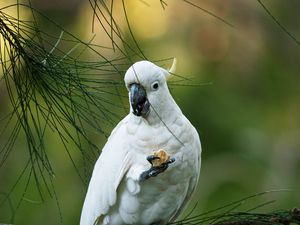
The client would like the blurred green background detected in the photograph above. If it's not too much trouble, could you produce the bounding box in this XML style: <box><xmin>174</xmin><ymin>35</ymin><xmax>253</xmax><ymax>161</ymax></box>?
<box><xmin>0</xmin><ymin>0</ymin><xmax>300</xmax><ymax>224</ymax></box>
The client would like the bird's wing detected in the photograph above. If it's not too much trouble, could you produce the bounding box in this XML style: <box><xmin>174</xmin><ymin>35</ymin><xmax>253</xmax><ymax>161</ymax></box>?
<box><xmin>80</xmin><ymin>116</ymin><xmax>132</xmax><ymax>225</ymax></box>
<box><xmin>169</xmin><ymin>125</ymin><xmax>201</xmax><ymax>222</ymax></box>
<box><xmin>169</xmin><ymin>176</ymin><xmax>198</xmax><ymax>222</ymax></box>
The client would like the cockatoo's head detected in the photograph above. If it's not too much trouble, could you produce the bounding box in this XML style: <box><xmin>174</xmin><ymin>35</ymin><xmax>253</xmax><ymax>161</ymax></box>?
<box><xmin>124</xmin><ymin>60</ymin><xmax>176</xmax><ymax>119</ymax></box>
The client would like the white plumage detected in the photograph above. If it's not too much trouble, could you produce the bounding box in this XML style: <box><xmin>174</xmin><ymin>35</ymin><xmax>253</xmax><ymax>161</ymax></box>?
<box><xmin>80</xmin><ymin>60</ymin><xmax>201</xmax><ymax>225</ymax></box>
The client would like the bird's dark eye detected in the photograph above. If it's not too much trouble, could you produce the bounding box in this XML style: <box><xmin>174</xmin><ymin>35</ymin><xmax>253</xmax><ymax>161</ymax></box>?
<box><xmin>151</xmin><ymin>82</ymin><xmax>159</xmax><ymax>91</ymax></box>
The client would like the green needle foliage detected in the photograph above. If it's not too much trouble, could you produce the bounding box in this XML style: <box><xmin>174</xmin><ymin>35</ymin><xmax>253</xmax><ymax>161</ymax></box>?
<box><xmin>0</xmin><ymin>2</ymin><xmax>130</xmax><ymax>203</ymax></box>
<box><xmin>171</xmin><ymin>191</ymin><xmax>300</xmax><ymax>225</ymax></box>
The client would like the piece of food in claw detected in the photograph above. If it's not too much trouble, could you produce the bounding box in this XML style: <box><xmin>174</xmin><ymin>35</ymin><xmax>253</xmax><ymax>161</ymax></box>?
<box><xmin>152</xmin><ymin>149</ymin><xmax>171</xmax><ymax>167</ymax></box>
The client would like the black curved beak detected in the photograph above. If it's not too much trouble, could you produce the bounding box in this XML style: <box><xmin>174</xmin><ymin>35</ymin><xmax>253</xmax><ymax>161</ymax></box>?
<box><xmin>130</xmin><ymin>83</ymin><xmax>150</xmax><ymax>117</ymax></box>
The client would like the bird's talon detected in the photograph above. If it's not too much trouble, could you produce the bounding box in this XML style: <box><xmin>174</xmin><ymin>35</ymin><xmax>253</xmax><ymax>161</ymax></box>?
<box><xmin>140</xmin><ymin>153</ymin><xmax>175</xmax><ymax>181</ymax></box>
<box><xmin>165</xmin><ymin>157</ymin><xmax>175</xmax><ymax>165</ymax></box>
<box><xmin>147</xmin><ymin>155</ymin><xmax>160</xmax><ymax>165</ymax></box>
<box><xmin>148</xmin><ymin>170</ymin><xmax>157</xmax><ymax>177</ymax></box>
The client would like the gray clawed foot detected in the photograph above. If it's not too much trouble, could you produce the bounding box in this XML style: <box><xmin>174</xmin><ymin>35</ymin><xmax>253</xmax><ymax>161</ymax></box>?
<box><xmin>139</xmin><ymin>155</ymin><xmax>175</xmax><ymax>182</ymax></box>
<box><xmin>147</xmin><ymin>155</ymin><xmax>160</xmax><ymax>165</ymax></box>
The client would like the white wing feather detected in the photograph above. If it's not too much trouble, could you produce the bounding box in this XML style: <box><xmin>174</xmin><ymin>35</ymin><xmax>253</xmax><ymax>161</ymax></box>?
<box><xmin>80</xmin><ymin>116</ymin><xmax>131</xmax><ymax>225</ymax></box>
<box><xmin>170</xmin><ymin>125</ymin><xmax>201</xmax><ymax>222</ymax></box>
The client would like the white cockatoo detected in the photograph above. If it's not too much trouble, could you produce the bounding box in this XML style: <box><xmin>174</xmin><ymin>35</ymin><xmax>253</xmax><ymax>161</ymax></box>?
<box><xmin>80</xmin><ymin>60</ymin><xmax>201</xmax><ymax>225</ymax></box>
